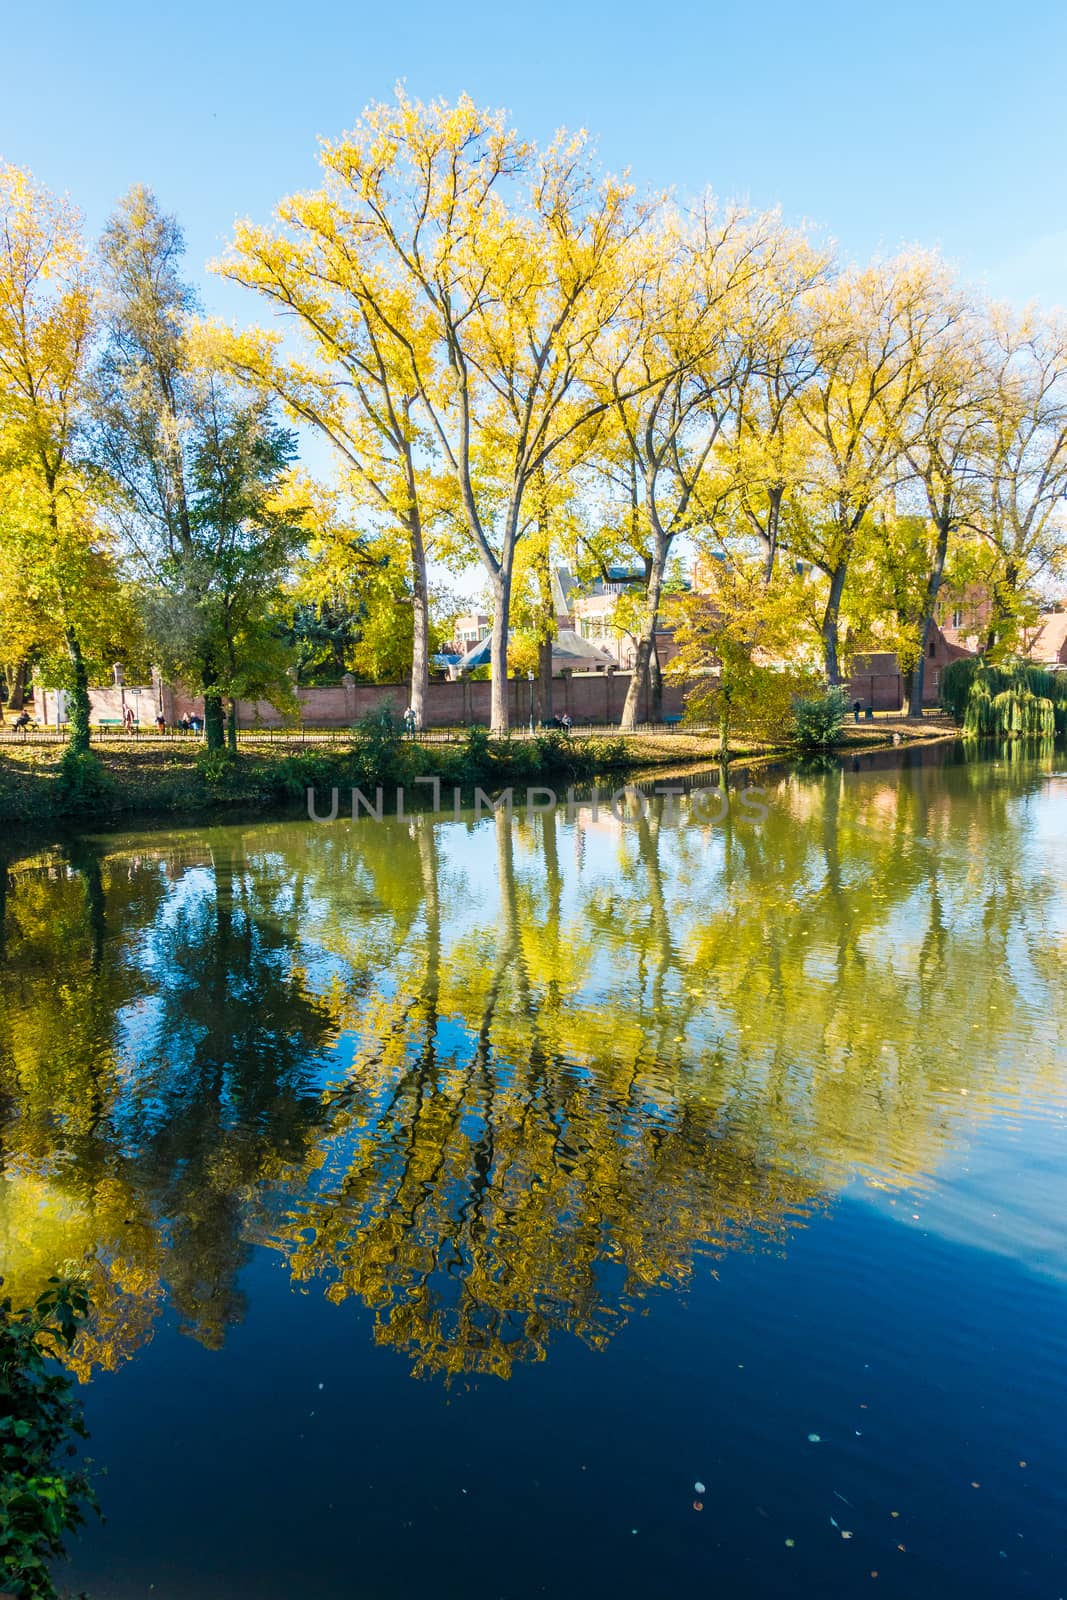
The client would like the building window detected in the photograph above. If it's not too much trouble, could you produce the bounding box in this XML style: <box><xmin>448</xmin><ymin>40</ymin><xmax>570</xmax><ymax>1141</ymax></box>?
<box><xmin>952</xmin><ymin>608</ymin><xmax>963</xmax><ymax>629</ymax></box>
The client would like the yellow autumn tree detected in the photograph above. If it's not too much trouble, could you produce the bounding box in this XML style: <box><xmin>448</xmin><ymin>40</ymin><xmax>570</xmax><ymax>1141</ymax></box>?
<box><xmin>219</xmin><ymin>89</ymin><xmax>667</xmax><ymax>731</ymax></box>
<box><xmin>670</xmin><ymin>550</ymin><xmax>820</xmax><ymax>758</ymax></box>
<box><xmin>973</xmin><ymin>306</ymin><xmax>1067</xmax><ymax>650</ymax></box>
<box><xmin>589</xmin><ymin>204</ymin><xmax>788</xmax><ymax>727</ymax></box>
<box><xmin>793</xmin><ymin>253</ymin><xmax>958</xmax><ymax>683</ymax></box>
<box><xmin>0</xmin><ymin>162</ymin><xmax>113</xmax><ymax>749</ymax></box>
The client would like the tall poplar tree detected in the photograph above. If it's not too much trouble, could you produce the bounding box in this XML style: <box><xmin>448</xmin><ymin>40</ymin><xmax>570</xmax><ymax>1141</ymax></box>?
<box><xmin>93</xmin><ymin>186</ymin><xmax>301</xmax><ymax>750</ymax></box>
<box><xmin>222</xmin><ymin>91</ymin><xmax>665</xmax><ymax>731</ymax></box>
<box><xmin>0</xmin><ymin>163</ymin><xmax>104</xmax><ymax>751</ymax></box>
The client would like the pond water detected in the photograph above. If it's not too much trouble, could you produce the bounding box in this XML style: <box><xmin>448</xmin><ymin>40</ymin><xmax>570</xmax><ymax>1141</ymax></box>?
<box><xmin>2</xmin><ymin>743</ymin><xmax>1067</xmax><ymax>1598</ymax></box>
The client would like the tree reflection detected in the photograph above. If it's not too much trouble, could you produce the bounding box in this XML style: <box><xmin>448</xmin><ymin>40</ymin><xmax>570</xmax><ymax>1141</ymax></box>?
<box><xmin>0</xmin><ymin>832</ymin><xmax>336</xmax><ymax>1370</ymax></box>
<box><xmin>0</xmin><ymin>746</ymin><xmax>1064</xmax><ymax>1381</ymax></box>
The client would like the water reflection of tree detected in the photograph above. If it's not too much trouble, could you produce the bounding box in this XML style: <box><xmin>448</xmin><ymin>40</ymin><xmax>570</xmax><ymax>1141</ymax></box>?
<box><xmin>0</xmin><ymin>748</ymin><xmax>1064</xmax><ymax>1381</ymax></box>
<box><xmin>257</xmin><ymin>815</ymin><xmax>821</xmax><ymax>1379</ymax></box>
<box><xmin>0</xmin><ymin>834</ymin><xmax>337</xmax><ymax>1371</ymax></box>
<box><xmin>254</xmin><ymin>761</ymin><xmax>1066</xmax><ymax>1378</ymax></box>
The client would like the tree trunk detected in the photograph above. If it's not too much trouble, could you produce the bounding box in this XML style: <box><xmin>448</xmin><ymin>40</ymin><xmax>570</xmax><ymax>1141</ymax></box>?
<box><xmin>226</xmin><ymin>700</ymin><xmax>238</xmax><ymax>754</ymax></box>
<box><xmin>909</xmin><ymin>517</ymin><xmax>951</xmax><ymax>717</ymax></box>
<box><xmin>820</xmin><ymin>562</ymin><xmax>849</xmax><ymax>684</ymax></box>
<box><xmin>761</xmin><ymin>487</ymin><xmax>783</xmax><ymax>585</ymax></box>
<box><xmin>409</xmin><ymin>514</ymin><xmax>430</xmax><ymax>730</ymax></box>
<box><xmin>65</xmin><ymin>629</ymin><xmax>91</xmax><ymax>755</ymax></box>
<box><xmin>202</xmin><ymin>660</ymin><xmax>225</xmax><ymax>751</ymax></box>
<box><xmin>537</xmin><ymin>634</ymin><xmax>553</xmax><ymax>722</ymax></box>
<box><xmin>8</xmin><ymin>660</ymin><xmax>27</xmax><ymax>712</ymax></box>
<box><xmin>534</xmin><ymin>544</ymin><xmax>555</xmax><ymax>724</ymax></box>
<box><xmin>489</xmin><ymin>569</ymin><xmax>512</xmax><ymax>733</ymax></box>
<box><xmin>984</xmin><ymin>561</ymin><xmax>1019</xmax><ymax>656</ymax></box>
<box><xmin>621</xmin><ymin>542</ymin><xmax>667</xmax><ymax>731</ymax></box>
<box><xmin>648</xmin><ymin>637</ymin><xmax>663</xmax><ymax>721</ymax></box>
<box><xmin>903</xmin><ymin>663</ymin><xmax>916</xmax><ymax>714</ymax></box>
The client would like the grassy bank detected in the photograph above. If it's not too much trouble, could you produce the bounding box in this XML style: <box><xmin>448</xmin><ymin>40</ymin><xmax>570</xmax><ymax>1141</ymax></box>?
<box><xmin>0</xmin><ymin>717</ymin><xmax>957</xmax><ymax>824</ymax></box>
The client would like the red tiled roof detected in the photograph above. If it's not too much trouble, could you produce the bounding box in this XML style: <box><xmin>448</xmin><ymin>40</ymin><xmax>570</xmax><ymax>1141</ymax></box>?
<box><xmin>1024</xmin><ymin>612</ymin><xmax>1067</xmax><ymax>665</ymax></box>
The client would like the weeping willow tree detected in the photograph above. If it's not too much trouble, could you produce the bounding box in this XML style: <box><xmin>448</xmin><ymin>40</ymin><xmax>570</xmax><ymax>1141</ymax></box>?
<box><xmin>946</xmin><ymin>658</ymin><xmax>1064</xmax><ymax>738</ymax></box>
<box><xmin>965</xmin><ymin>685</ymin><xmax>1056</xmax><ymax>737</ymax></box>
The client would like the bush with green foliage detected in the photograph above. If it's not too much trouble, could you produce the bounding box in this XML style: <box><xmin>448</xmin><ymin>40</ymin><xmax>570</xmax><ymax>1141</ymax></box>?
<box><xmin>1</xmin><ymin>1278</ymin><xmax>96</xmax><ymax>1599</ymax></box>
<box><xmin>457</xmin><ymin>723</ymin><xmax>494</xmax><ymax>782</ymax></box>
<box><xmin>54</xmin><ymin>749</ymin><xmax>114</xmax><ymax>811</ymax></box>
<box><xmin>351</xmin><ymin>705</ymin><xmax>409</xmax><ymax>786</ymax></box>
<box><xmin>790</xmin><ymin>686</ymin><xmax>850</xmax><ymax>750</ymax></box>
<box><xmin>464</xmin><ymin>729</ymin><xmax>631</xmax><ymax>786</ymax></box>
<box><xmin>196</xmin><ymin>747</ymin><xmax>241</xmax><ymax>788</ymax></box>
<box><xmin>943</xmin><ymin>658</ymin><xmax>1065</xmax><ymax>738</ymax></box>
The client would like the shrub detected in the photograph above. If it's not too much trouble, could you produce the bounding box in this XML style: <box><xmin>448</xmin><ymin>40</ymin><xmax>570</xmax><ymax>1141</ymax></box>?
<box><xmin>989</xmin><ymin>688</ymin><xmax>1055</xmax><ymax>737</ymax></box>
<box><xmin>588</xmin><ymin>736</ymin><xmax>629</xmax><ymax>771</ymax></box>
<box><xmin>268</xmin><ymin>751</ymin><xmax>341</xmax><ymax>802</ymax></box>
<box><xmin>54</xmin><ymin>749</ymin><xmax>113</xmax><ymax>811</ymax></box>
<box><xmin>457</xmin><ymin>724</ymin><xmax>494</xmax><ymax>782</ymax></box>
<box><xmin>940</xmin><ymin>657</ymin><xmax>979</xmax><ymax>723</ymax></box>
<box><xmin>196</xmin><ymin>747</ymin><xmax>240</xmax><ymax>789</ymax></box>
<box><xmin>951</xmin><ymin>660</ymin><xmax>1064</xmax><ymax>738</ymax></box>
<box><xmin>0</xmin><ymin>1277</ymin><xmax>97</xmax><ymax>1599</ymax></box>
<box><xmin>352</xmin><ymin>706</ymin><xmax>405</xmax><ymax>785</ymax></box>
<box><xmin>790</xmin><ymin>686</ymin><xmax>850</xmax><ymax>750</ymax></box>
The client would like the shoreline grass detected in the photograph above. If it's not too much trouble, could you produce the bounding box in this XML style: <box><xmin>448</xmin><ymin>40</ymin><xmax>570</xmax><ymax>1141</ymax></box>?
<box><xmin>0</xmin><ymin>717</ymin><xmax>958</xmax><ymax>826</ymax></box>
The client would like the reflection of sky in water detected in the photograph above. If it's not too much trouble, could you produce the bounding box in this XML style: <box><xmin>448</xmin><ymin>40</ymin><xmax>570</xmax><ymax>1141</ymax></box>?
<box><xmin>91</xmin><ymin>765</ymin><xmax>1066</xmax><ymax>1251</ymax></box>
<box><xmin>3</xmin><ymin>749</ymin><xmax>1067</xmax><ymax>1596</ymax></box>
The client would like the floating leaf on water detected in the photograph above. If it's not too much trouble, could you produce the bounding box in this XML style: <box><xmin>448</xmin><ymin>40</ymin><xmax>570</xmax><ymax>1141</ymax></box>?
<box><xmin>808</xmin><ymin>1433</ymin><xmax>822</xmax><ymax>1443</ymax></box>
<box><xmin>785</xmin><ymin>1539</ymin><xmax>795</xmax><ymax>1548</ymax></box>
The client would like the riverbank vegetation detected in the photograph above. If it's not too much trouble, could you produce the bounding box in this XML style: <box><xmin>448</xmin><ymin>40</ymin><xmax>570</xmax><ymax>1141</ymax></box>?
<box><xmin>2</xmin><ymin>95</ymin><xmax>1065</xmax><ymax>752</ymax></box>
<box><xmin>0</xmin><ymin>721</ymin><xmax>634</xmax><ymax>822</ymax></box>
<box><xmin>0</xmin><ymin>742</ymin><xmax>1058</xmax><ymax>1398</ymax></box>
<box><xmin>941</xmin><ymin>657</ymin><xmax>1067</xmax><ymax>738</ymax></box>
<box><xmin>0</xmin><ymin>712</ymin><xmax>954</xmax><ymax>824</ymax></box>
<box><xmin>0</xmin><ymin>1279</ymin><xmax>95</xmax><ymax>1600</ymax></box>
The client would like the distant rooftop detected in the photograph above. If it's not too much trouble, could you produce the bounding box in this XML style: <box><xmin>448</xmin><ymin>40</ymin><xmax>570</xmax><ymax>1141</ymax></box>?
<box><xmin>454</xmin><ymin>627</ymin><xmax>616</xmax><ymax>675</ymax></box>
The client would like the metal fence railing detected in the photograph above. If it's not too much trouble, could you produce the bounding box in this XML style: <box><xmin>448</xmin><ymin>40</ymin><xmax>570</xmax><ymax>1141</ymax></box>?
<box><xmin>0</xmin><ymin>707</ymin><xmax>949</xmax><ymax>754</ymax></box>
<box><xmin>0</xmin><ymin>718</ymin><xmax>722</xmax><ymax>749</ymax></box>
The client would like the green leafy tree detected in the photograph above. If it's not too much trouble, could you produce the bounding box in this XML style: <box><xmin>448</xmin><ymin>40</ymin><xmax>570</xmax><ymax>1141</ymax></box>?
<box><xmin>0</xmin><ymin>1277</ymin><xmax>96</xmax><ymax>1599</ymax></box>
<box><xmin>92</xmin><ymin>186</ymin><xmax>302</xmax><ymax>750</ymax></box>
<box><xmin>0</xmin><ymin>163</ymin><xmax>120</xmax><ymax>751</ymax></box>
<box><xmin>670</xmin><ymin>552</ymin><xmax>820</xmax><ymax>759</ymax></box>
<box><xmin>973</xmin><ymin>308</ymin><xmax>1067</xmax><ymax>651</ymax></box>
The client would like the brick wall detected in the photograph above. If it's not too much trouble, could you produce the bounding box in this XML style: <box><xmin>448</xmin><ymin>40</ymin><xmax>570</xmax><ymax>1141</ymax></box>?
<box><xmin>160</xmin><ymin>670</ymin><xmax>687</xmax><ymax>729</ymax></box>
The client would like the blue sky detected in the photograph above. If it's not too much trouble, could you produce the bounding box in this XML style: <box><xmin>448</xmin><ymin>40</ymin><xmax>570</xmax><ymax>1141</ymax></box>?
<box><xmin>3</xmin><ymin>0</ymin><xmax>1065</xmax><ymax>323</ymax></box>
